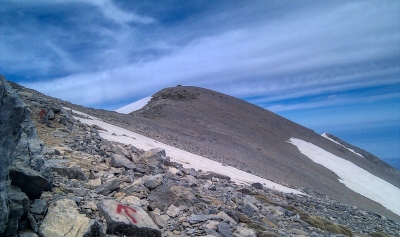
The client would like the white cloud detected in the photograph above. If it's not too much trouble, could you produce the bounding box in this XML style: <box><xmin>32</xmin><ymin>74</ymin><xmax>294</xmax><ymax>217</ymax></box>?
<box><xmin>3</xmin><ymin>0</ymin><xmax>400</xmax><ymax>110</ymax></box>
<box><xmin>80</xmin><ymin>0</ymin><xmax>154</xmax><ymax>25</ymax></box>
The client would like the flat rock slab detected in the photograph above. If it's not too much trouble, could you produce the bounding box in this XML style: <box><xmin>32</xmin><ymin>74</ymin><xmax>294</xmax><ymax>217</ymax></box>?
<box><xmin>98</xmin><ymin>199</ymin><xmax>161</xmax><ymax>237</ymax></box>
<box><xmin>39</xmin><ymin>199</ymin><xmax>101</xmax><ymax>237</ymax></box>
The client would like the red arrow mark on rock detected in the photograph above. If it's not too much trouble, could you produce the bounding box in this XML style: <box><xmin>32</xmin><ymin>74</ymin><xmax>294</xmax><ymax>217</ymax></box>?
<box><xmin>117</xmin><ymin>204</ymin><xmax>138</xmax><ymax>224</ymax></box>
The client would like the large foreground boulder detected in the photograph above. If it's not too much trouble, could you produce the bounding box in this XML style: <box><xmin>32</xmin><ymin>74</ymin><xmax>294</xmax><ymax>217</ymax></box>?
<box><xmin>39</xmin><ymin>199</ymin><xmax>102</xmax><ymax>237</ymax></box>
<box><xmin>0</xmin><ymin>76</ymin><xmax>53</xmax><ymax>235</ymax></box>
<box><xmin>0</xmin><ymin>76</ymin><xmax>31</xmax><ymax>233</ymax></box>
<box><xmin>97</xmin><ymin>199</ymin><xmax>161</xmax><ymax>237</ymax></box>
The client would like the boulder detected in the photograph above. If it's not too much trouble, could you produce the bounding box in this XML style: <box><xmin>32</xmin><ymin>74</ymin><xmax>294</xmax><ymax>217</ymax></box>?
<box><xmin>148</xmin><ymin>182</ymin><xmax>199</xmax><ymax>211</ymax></box>
<box><xmin>0</xmin><ymin>77</ymin><xmax>31</xmax><ymax>233</ymax></box>
<box><xmin>141</xmin><ymin>148</ymin><xmax>167</xmax><ymax>168</ymax></box>
<box><xmin>9</xmin><ymin>167</ymin><xmax>49</xmax><ymax>200</ymax></box>
<box><xmin>110</xmin><ymin>154</ymin><xmax>136</xmax><ymax>170</ymax></box>
<box><xmin>148</xmin><ymin>209</ymin><xmax>169</xmax><ymax>229</ymax></box>
<box><xmin>12</xmin><ymin>112</ymin><xmax>53</xmax><ymax>188</ymax></box>
<box><xmin>95</xmin><ymin>178</ymin><xmax>121</xmax><ymax>195</ymax></box>
<box><xmin>143</xmin><ymin>174</ymin><xmax>164</xmax><ymax>190</ymax></box>
<box><xmin>3</xmin><ymin>186</ymin><xmax>29</xmax><ymax>236</ymax></box>
<box><xmin>48</xmin><ymin>161</ymin><xmax>87</xmax><ymax>181</ymax></box>
<box><xmin>97</xmin><ymin>199</ymin><xmax>161</xmax><ymax>237</ymax></box>
<box><xmin>39</xmin><ymin>199</ymin><xmax>102</xmax><ymax>237</ymax></box>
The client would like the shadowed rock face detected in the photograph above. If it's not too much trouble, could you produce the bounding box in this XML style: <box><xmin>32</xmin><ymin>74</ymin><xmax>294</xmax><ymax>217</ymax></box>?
<box><xmin>0</xmin><ymin>77</ymin><xmax>52</xmax><ymax>234</ymax></box>
<box><xmin>117</xmin><ymin>86</ymin><xmax>400</xmax><ymax>221</ymax></box>
<box><xmin>0</xmin><ymin>76</ymin><xmax>30</xmax><ymax>233</ymax></box>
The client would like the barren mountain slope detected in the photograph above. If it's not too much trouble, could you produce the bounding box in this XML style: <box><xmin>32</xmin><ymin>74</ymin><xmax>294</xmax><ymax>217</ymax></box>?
<box><xmin>118</xmin><ymin>86</ymin><xmax>400</xmax><ymax>221</ymax></box>
<box><xmin>11</xmin><ymin>82</ymin><xmax>400</xmax><ymax>222</ymax></box>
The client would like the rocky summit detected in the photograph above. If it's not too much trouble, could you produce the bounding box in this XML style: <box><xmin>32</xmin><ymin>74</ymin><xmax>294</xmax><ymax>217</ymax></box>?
<box><xmin>0</xmin><ymin>76</ymin><xmax>399</xmax><ymax>237</ymax></box>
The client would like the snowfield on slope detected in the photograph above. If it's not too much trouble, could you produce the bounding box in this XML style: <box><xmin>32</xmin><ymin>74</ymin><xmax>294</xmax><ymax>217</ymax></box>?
<box><xmin>115</xmin><ymin>96</ymin><xmax>152</xmax><ymax>114</ymax></box>
<box><xmin>65</xmin><ymin>107</ymin><xmax>303</xmax><ymax>195</ymax></box>
<box><xmin>289</xmin><ymin>137</ymin><xmax>400</xmax><ymax>216</ymax></box>
<box><xmin>321</xmin><ymin>133</ymin><xmax>364</xmax><ymax>158</ymax></box>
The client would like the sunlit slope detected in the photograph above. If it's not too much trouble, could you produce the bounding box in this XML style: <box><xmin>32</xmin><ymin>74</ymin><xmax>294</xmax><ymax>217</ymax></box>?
<box><xmin>123</xmin><ymin>86</ymin><xmax>400</xmax><ymax>220</ymax></box>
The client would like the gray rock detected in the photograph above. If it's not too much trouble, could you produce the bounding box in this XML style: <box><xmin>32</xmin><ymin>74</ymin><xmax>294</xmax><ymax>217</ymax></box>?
<box><xmin>30</xmin><ymin>199</ymin><xmax>47</xmax><ymax>215</ymax></box>
<box><xmin>197</xmin><ymin>171</ymin><xmax>231</xmax><ymax>181</ymax></box>
<box><xmin>47</xmin><ymin>109</ymin><xmax>55</xmax><ymax>120</ymax></box>
<box><xmin>217</xmin><ymin>222</ymin><xmax>232</xmax><ymax>237</ymax></box>
<box><xmin>12</xmin><ymin>111</ymin><xmax>52</xmax><ymax>188</ymax></box>
<box><xmin>48</xmin><ymin>162</ymin><xmax>87</xmax><ymax>181</ymax></box>
<box><xmin>258</xmin><ymin>231</ymin><xmax>280</xmax><ymax>237</ymax></box>
<box><xmin>149</xmin><ymin>209</ymin><xmax>169</xmax><ymax>229</ymax></box>
<box><xmin>187</xmin><ymin>214</ymin><xmax>224</xmax><ymax>224</ymax></box>
<box><xmin>166</xmin><ymin>205</ymin><xmax>180</xmax><ymax>218</ymax></box>
<box><xmin>148</xmin><ymin>182</ymin><xmax>199</xmax><ymax>211</ymax></box>
<box><xmin>251</xmin><ymin>182</ymin><xmax>264</xmax><ymax>190</ymax></box>
<box><xmin>144</xmin><ymin>174</ymin><xmax>164</xmax><ymax>190</ymax></box>
<box><xmin>95</xmin><ymin>178</ymin><xmax>121</xmax><ymax>195</ymax></box>
<box><xmin>18</xmin><ymin>230</ymin><xmax>40</xmax><ymax>237</ymax></box>
<box><xmin>110</xmin><ymin>154</ymin><xmax>136</xmax><ymax>170</ymax></box>
<box><xmin>39</xmin><ymin>199</ymin><xmax>102</xmax><ymax>237</ymax></box>
<box><xmin>237</xmin><ymin>204</ymin><xmax>255</xmax><ymax>217</ymax></box>
<box><xmin>97</xmin><ymin>199</ymin><xmax>161</xmax><ymax>237</ymax></box>
<box><xmin>141</xmin><ymin>148</ymin><xmax>167</xmax><ymax>167</ymax></box>
<box><xmin>234</xmin><ymin>226</ymin><xmax>256</xmax><ymax>237</ymax></box>
<box><xmin>3</xmin><ymin>186</ymin><xmax>29</xmax><ymax>236</ymax></box>
<box><xmin>0</xmin><ymin>77</ymin><xmax>31</xmax><ymax>233</ymax></box>
<box><xmin>9</xmin><ymin>167</ymin><xmax>49</xmax><ymax>199</ymax></box>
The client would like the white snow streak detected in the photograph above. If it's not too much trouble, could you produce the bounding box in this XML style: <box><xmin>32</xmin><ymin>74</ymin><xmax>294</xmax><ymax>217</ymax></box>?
<box><xmin>64</xmin><ymin>107</ymin><xmax>303</xmax><ymax>195</ymax></box>
<box><xmin>321</xmin><ymin>133</ymin><xmax>364</xmax><ymax>158</ymax></box>
<box><xmin>115</xmin><ymin>96</ymin><xmax>152</xmax><ymax>114</ymax></box>
<box><xmin>289</xmin><ymin>137</ymin><xmax>400</xmax><ymax>216</ymax></box>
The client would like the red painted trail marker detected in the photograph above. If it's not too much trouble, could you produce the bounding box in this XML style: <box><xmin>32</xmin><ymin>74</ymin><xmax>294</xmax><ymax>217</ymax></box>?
<box><xmin>116</xmin><ymin>204</ymin><xmax>138</xmax><ymax>224</ymax></box>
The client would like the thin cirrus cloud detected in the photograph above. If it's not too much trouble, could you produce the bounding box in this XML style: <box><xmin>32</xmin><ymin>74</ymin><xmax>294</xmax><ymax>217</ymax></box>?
<box><xmin>18</xmin><ymin>1</ymin><xmax>399</xmax><ymax>106</ymax></box>
<box><xmin>1</xmin><ymin>0</ymin><xmax>399</xmax><ymax>159</ymax></box>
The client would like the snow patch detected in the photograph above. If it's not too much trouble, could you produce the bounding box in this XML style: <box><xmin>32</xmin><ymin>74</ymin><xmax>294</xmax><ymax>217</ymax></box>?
<box><xmin>321</xmin><ymin>133</ymin><xmax>364</xmax><ymax>158</ymax></box>
<box><xmin>116</xmin><ymin>96</ymin><xmax>152</xmax><ymax>114</ymax></box>
<box><xmin>64</xmin><ymin>107</ymin><xmax>304</xmax><ymax>195</ymax></box>
<box><xmin>289</xmin><ymin>137</ymin><xmax>400</xmax><ymax>216</ymax></box>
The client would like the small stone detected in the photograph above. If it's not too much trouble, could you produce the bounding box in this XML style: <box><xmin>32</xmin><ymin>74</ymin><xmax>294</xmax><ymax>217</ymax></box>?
<box><xmin>217</xmin><ymin>222</ymin><xmax>232</xmax><ymax>237</ymax></box>
<box><xmin>166</xmin><ymin>204</ymin><xmax>180</xmax><ymax>218</ymax></box>
<box><xmin>30</xmin><ymin>199</ymin><xmax>47</xmax><ymax>215</ymax></box>
<box><xmin>204</xmin><ymin>220</ymin><xmax>219</xmax><ymax>230</ymax></box>
<box><xmin>86</xmin><ymin>178</ymin><xmax>102</xmax><ymax>188</ymax></box>
<box><xmin>234</xmin><ymin>226</ymin><xmax>256</xmax><ymax>237</ymax></box>
<box><xmin>209</xmin><ymin>184</ymin><xmax>217</xmax><ymax>191</ymax></box>
<box><xmin>251</xmin><ymin>182</ymin><xmax>264</xmax><ymax>190</ymax></box>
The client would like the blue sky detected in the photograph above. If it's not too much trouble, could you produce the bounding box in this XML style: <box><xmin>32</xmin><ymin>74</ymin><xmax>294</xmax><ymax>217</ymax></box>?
<box><xmin>1</xmin><ymin>0</ymin><xmax>399</xmax><ymax>160</ymax></box>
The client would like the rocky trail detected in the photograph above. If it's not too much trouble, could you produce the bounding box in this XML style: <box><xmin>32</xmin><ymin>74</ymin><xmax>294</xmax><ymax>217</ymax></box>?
<box><xmin>1</xmin><ymin>78</ymin><xmax>399</xmax><ymax>237</ymax></box>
